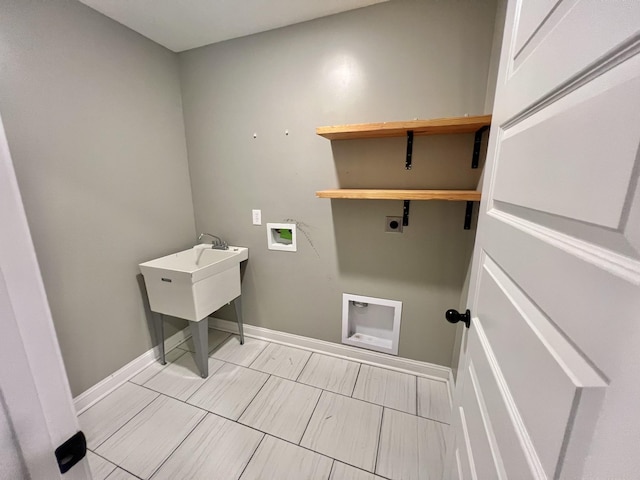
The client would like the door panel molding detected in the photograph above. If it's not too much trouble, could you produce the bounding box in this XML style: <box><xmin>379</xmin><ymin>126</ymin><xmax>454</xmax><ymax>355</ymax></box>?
<box><xmin>504</xmin><ymin>0</ymin><xmax>640</xmax><ymax>122</ymax></box>
<box><xmin>464</xmin><ymin>359</ymin><xmax>507</xmax><ymax>479</ymax></box>
<box><xmin>506</xmin><ymin>34</ymin><xmax>640</xmax><ymax>128</ymax></box>
<box><xmin>494</xmin><ymin>58</ymin><xmax>640</xmax><ymax>228</ymax></box>
<box><xmin>494</xmin><ymin>201</ymin><xmax>640</xmax><ymax>262</ymax></box>
<box><xmin>488</xmin><ymin>208</ymin><xmax>640</xmax><ymax>284</ymax></box>
<box><xmin>484</xmin><ymin>213</ymin><xmax>640</xmax><ymax>373</ymax></box>
<box><xmin>513</xmin><ymin>0</ymin><xmax>571</xmax><ymax>62</ymax></box>
<box><xmin>469</xmin><ymin>319</ymin><xmax>544</xmax><ymax>479</ymax></box>
<box><xmin>481</xmin><ymin>255</ymin><xmax>607</xmax><ymax>387</ymax></box>
<box><xmin>479</xmin><ymin>254</ymin><xmax>607</xmax><ymax>474</ymax></box>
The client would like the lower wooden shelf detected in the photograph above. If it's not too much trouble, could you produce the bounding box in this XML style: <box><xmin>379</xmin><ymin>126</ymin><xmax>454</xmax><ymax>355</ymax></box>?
<box><xmin>316</xmin><ymin>189</ymin><xmax>481</xmax><ymax>201</ymax></box>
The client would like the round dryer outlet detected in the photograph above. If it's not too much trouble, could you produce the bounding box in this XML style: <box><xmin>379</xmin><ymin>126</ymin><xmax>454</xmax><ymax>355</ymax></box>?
<box><xmin>385</xmin><ymin>216</ymin><xmax>403</xmax><ymax>233</ymax></box>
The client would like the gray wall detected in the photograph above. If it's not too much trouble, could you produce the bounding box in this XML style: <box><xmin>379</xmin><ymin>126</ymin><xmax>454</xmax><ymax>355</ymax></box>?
<box><xmin>180</xmin><ymin>0</ymin><xmax>497</xmax><ymax>367</ymax></box>
<box><xmin>0</xmin><ymin>0</ymin><xmax>195</xmax><ymax>396</ymax></box>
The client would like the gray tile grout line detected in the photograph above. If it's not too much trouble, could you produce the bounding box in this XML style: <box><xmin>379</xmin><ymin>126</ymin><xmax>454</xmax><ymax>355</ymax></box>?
<box><xmin>97</xmin><ymin>392</ymin><xmax>203</xmax><ymax>480</ymax></box>
<box><xmin>92</xmin><ymin>446</ymin><xmax>143</xmax><ymax>479</ymax></box>
<box><xmin>243</xmin><ymin>336</ymin><xmax>271</xmax><ymax>369</ymax></box>
<box><xmin>235</xmin><ymin>374</ymin><xmax>273</xmax><ymax>421</ymax></box>
<box><xmin>327</xmin><ymin>459</ymin><xmax>336</xmax><ymax>480</ymax></box>
<box><xmin>247</xmin><ymin>343</ymin><xmax>313</xmax><ymax>380</ymax></box>
<box><xmin>112</xmin><ymin>465</ymin><xmax>143</xmax><ymax>479</ymax></box>
<box><xmin>373</xmin><ymin>407</ymin><xmax>386</xmax><ymax>477</ymax></box>
<box><xmin>174</xmin><ymin>357</ymin><xmax>230</xmax><ymax>404</ymax></box>
<box><xmin>235</xmin><ymin>433</ymin><xmax>266</xmax><ymax>480</ymax></box>
<box><xmin>294</xmin><ymin>350</ymin><xmax>314</xmax><ymax>382</ymax></box>
<box><xmin>87</xmin><ymin>390</ymin><xmax>160</xmax><ymax>452</ymax></box>
<box><xmin>129</xmin><ymin>348</ymin><xmax>184</xmax><ymax>387</ymax></box>
<box><xmin>86</xmin><ymin>449</ymin><xmax>118</xmax><ymax>477</ymax></box>
<box><xmin>145</xmin><ymin>412</ymin><xmax>208</xmax><ymax>479</ymax></box>
<box><xmin>135</xmin><ymin>382</ymin><xmax>210</xmax><ymax>416</ymax></box>
<box><xmin>332</xmin><ymin>460</ymin><xmax>394</xmax><ymax>480</ymax></box>
<box><xmin>350</xmin><ymin>363</ymin><xmax>363</xmax><ymax>398</ymax></box>
<box><xmin>297</xmin><ymin>388</ymin><xmax>323</xmax><ymax>446</ymax></box>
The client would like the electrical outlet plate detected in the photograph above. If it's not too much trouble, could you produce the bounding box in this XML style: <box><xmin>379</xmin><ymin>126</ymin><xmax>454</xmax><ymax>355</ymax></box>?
<box><xmin>385</xmin><ymin>216</ymin><xmax>403</xmax><ymax>233</ymax></box>
<box><xmin>252</xmin><ymin>209</ymin><xmax>261</xmax><ymax>225</ymax></box>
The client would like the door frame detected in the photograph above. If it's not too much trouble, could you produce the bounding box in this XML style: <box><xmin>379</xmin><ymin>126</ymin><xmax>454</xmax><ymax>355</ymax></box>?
<box><xmin>0</xmin><ymin>112</ymin><xmax>91</xmax><ymax>479</ymax></box>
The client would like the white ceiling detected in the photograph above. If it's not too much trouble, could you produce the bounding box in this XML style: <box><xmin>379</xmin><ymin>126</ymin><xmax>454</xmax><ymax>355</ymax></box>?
<box><xmin>77</xmin><ymin>0</ymin><xmax>390</xmax><ymax>52</ymax></box>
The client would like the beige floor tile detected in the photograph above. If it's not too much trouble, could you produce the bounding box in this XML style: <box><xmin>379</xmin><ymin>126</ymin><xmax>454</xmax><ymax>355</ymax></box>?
<box><xmin>143</xmin><ymin>351</ymin><xmax>224</xmax><ymax>400</ymax></box>
<box><xmin>249</xmin><ymin>343</ymin><xmax>312</xmax><ymax>380</ymax></box>
<box><xmin>240</xmin><ymin>435</ymin><xmax>332</xmax><ymax>480</ymax></box>
<box><xmin>417</xmin><ymin>377</ymin><xmax>451</xmax><ymax>424</ymax></box>
<box><xmin>187</xmin><ymin>363</ymin><xmax>269</xmax><ymax>420</ymax></box>
<box><xmin>353</xmin><ymin>365</ymin><xmax>417</xmax><ymax>414</ymax></box>
<box><xmin>297</xmin><ymin>353</ymin><xmax>360</xmax><ymax>396</ymax></box>
<box><xmin>96</xmin><ymin>395</ymin><xmax>205</xmax><ymax>479</ymax></box>
<box><xmin>239</xmin><ymin>376</ymin><xmax>321</xmax><ymax>443</ymax></box>
<box><xmin>330</xmin><ymin>462</ymin><xmax>385</xmax><ymax>480</ymax></box>
<box><xmin>178</xmin><ymin>328</ymin><xmax>231</xmax><ymax>353</ymax></box>
<box><xmin>79</xmin><ymin>382</ymin><xmax>158</xmax><ymax>449</ymax></box>
<box><xmin>105</xmin><ymin>468</ymin><xmax>138</xmax><ymax>480</ymax></box>
<box><xmin>301</xmin><ymin>391</ymin><xmax>382</xmax><ymax>472</ymax></box>
<box><xmin>152</xmin><ymin>413</ymin><xmax>263</xmax><ymax>480</ymax></box>
<box><xmin>129</xmin><ymin>348</ymin><xmax>185</xmax><ymax>386</ymax></box>
<box><xmin>211</xmin><ymin>336</ymin><xmax>269</xmax><ymax>366</ymax></box>
<box><xmin>87</xmin><ymin>451</ymin><xmax>116</xmax><ymax>480</ymax></box>
<box><xmin>375</xmin><ymin>408</ymin><xmax>448</xmax><ymax>480</ymax></box>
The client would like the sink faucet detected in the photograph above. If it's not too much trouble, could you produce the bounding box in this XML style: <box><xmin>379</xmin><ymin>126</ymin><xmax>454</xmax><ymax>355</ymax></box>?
<box><xmin>198</xmin><ymin>233</ymin><xmax>228</xmax><ymax>250</ymax></box>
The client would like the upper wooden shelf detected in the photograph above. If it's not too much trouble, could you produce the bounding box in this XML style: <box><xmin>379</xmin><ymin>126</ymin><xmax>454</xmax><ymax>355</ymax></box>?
<box><xmin>316</xmin><ymin>115</ymin><xmax>492</xmax><ymax>140</ymax></box>
<box><xmin>316</xmin><ymin>189</ymin><xmax>481</xmax><ymax>201</ymax></box>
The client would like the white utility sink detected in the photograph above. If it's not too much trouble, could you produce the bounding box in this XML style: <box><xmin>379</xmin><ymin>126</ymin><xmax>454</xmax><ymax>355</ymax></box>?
<box><xmin>140</xmin><ymin>245</ymin><xmax>248</xmax><ymax>322</ymax></box>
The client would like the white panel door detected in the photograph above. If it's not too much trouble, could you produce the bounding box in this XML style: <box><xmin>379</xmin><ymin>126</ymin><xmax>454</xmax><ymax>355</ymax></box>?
<box><xmin>450</xmin><ymin>1</ymin><xmax>640</xmax><ymax>479</ymax></box>
<box><xmin>0</xmin><ymin>112</ymin><xmax>91</xmax><ymax>479</ymax></box>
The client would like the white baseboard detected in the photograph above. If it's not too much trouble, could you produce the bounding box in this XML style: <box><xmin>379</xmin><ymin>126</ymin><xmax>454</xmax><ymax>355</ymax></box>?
<box><xmin>73</xmin><ymin>327</ymin><xmax>190</xmax><ymax>414</ymax></box>
<box><xmin>209</xmin><ymin>318</ymin><xmax>451</xmax><ymax>382</ymax></box>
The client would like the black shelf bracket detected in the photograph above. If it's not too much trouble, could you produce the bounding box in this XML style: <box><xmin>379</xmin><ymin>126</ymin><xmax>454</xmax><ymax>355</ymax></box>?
<box><xmin>464</xmin><ymin>201</ymin><xmax>474</xmax><ymax>230</ymax></box>
<box><xmin>471</xmin><ymin>126</ymin><xmax>489</xmax><ymax>169</ymax></box>
<box><xmin>405</xmin><ymin>131</ymin><xmax>414</xmax><ymax>170</ymax></box>
<box><xmin>403</xmin><ymin>200</ymin><xmax>411</xmax><ymax>226</ymax></box>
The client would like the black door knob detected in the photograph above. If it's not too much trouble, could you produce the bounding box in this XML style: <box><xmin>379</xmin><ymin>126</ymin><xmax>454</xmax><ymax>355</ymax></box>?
<box><xmin>445</xmin><ymin>309</ymin><xmax>471</xmax><ymax>329</ymax></box>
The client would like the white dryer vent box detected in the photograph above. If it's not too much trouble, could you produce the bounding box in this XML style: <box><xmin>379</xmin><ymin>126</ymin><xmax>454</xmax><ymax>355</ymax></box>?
<box><xmin>342</xmin><ymin>293</ymin><xmax>402</xmax><ymax>355</ymax></box>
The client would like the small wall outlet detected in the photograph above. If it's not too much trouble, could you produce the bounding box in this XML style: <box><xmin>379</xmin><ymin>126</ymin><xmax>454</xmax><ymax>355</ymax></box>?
<box><xmin>385</xmin><ymin>216</ymin><xmax>403</xmax><ymax>233</ymax></box>
<box><xmin>252</xmin><ymin>209</ymin><xmax>261</xmax><ymax>225</ymax></box>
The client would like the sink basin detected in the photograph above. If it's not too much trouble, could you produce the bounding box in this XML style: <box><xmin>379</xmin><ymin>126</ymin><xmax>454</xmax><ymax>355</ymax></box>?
<box><xmin>140</xmin><ymin>246</ymin><xmax>248</xmax><ymax>322</ymax></box>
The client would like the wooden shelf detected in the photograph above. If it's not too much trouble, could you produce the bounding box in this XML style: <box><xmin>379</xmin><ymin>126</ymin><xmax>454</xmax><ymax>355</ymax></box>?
<box><xmin>316</xmin><ymin>115</ymin><xmax>492</xmax><ymax>140</ymax></box>
<box><xmin>316</xmin><ymin>189</ymin><xmax>481</xmax><ymax>201</ymax></box>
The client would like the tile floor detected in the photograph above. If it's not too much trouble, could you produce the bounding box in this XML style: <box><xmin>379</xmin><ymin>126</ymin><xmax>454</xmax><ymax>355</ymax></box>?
<box><xmin>81</xmin><ymin>329</ymin><xmax>451</xmax><ymax>480</ymax></box>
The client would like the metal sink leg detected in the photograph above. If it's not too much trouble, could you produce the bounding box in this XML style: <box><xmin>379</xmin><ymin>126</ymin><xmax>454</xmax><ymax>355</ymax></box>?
<box><xmin>190</xmin><ymin>319</ymin><xmax>209</xmax><ymax>378</ymax></box>
<box><xmin>233</xmin><ymin>296</ymin><xmax>245</xmax><ymax>345</ymax></box>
